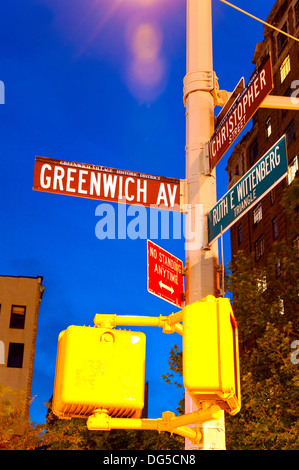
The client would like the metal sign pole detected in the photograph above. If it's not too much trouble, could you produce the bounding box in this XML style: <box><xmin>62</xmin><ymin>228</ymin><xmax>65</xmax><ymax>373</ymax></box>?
<box><xmin>184</xmin><ymin>0</ymin><xmax>226</xmax><ymax>450</ymax></box>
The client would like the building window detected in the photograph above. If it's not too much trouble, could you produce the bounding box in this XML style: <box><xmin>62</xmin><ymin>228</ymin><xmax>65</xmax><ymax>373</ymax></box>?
<box><xmin>276</xmin><ymin>260</ymin><xmax>281</xmax><ymax>278</ymax></box>
<box><xmin>249</xmin><ymin>139</ymin><xmax>258</xmax><ymax>166</ymax></box>
<box><xmin>253</xmin><ymin>202</ymin><xmax>263</xmax><ymax>225</ymax></box>
<box><xmin>257</xmin><ymin>276</ymin><xmax>267</xmax><ymax>293</ymax></box>
<box><xmin>288</xmin><ymin>156</ymin><xmax>298</xmax><ymax>184</ymax></box>
<box><xmin>272</xmin><ymin>217</ymin><xmax>279</xmax><ymax>240</ymax></box>
<box><xmin>255</xmin><ymin>235</ymin><xmax>264</xmax><ymax>261</ymax></box>
<box><xmin>238</xmin><ymin>224</ymin><xmax>242</xmax><ymax>245</ymax></box>
<box><xmin>7</xmin><ymin>343</ymin><xmax>24</xmax><ymax>368</ymax></box>
<box><xmin>285</xmin><ymin>119</ymin><xmax>296</xmax><ymax>147</ymax></box>
<box><xmin>266</xmin><ymin>117</ymin><xmax>272</xmax><ymax>138</ymax></box>
<box><xmin>278</xmin><ymin>298</ymin><xmax>284</xmax><ymax>315</ymax></box>
<box><xmin>277</xmin><ymin>22</ymin><xmax>288</xmax><ymax>54</ymax></box>
<box><xmin>270</xmin><ymin>189</ymin><xmax>276</xmax><ymax>205</ymax></box>
<box><xmin>280</xmin><ymin>55</ymin><xmax>291</xmax><ymax>83</ymax></box>
<box><xmin>9</xmin><ymin>305</ymin><xmax>26</xmax><ymax>329</ymax></box>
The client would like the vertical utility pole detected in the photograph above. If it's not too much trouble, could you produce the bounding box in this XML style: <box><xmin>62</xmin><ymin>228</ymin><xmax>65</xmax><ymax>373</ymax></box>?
<box><xmin>183</xmin><ymin>0</ymin><xmax>226</xmax><ymax>450</ymax></box>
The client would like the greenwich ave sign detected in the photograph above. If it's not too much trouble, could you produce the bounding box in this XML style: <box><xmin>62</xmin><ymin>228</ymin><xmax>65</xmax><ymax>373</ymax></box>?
<box><xmin>33</xmin><ymin>156</ymin><xmax>182</xmax><ymax>211</ymax></box>
<box><xmin>208</xmin><ymin>135</ymin><xmax>288</xmax><ymax>244</ymax></box>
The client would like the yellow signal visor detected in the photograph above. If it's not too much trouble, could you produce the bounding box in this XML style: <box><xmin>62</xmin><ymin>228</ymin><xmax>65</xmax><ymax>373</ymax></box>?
<box><xmin>183</xmin><ymin>296</ymin><xmax>241</xmax><ymax>415</ymax></box>
<box><xmin>52</xmin><ymin>325</ymin><xmax>146</xmax><ymax>419</ymax></box>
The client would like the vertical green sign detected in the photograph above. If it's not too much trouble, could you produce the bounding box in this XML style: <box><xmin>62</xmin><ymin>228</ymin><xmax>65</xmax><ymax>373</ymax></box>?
<box><xmin>208</xmin><ymin>135</ymin><xmax>288</xmax><ymax>244</ymax></box>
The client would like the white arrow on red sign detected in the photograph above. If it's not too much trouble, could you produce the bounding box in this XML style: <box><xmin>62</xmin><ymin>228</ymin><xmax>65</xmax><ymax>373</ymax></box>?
<box><xmin>159</xmin><ymin>280</ymin><xmax>174</xmax><ymax>294</ymax></box>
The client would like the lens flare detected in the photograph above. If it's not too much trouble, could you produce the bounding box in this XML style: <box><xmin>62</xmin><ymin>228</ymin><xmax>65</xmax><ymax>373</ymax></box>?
<box><xmin>125</xmin><ymin>20</ymin><xmax>167</xmax><ymax>101</ymax></box>
<box><xmin>131</xmin><ymin>23</ymin><xmax>162</xmax><ymax>61</ymax></box>
<box><xmin>130</xmin><ymin>55</ymin><xmax>165</xmax><ymax>88</ymax></box>
<box><xmin>134</xmin><ymin>0</ymin><xmax>156</xmax><ymax>5</ymax></box>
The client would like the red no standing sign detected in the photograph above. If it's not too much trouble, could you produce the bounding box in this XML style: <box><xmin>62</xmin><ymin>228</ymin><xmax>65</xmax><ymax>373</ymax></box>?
<box><xmin>147</xmin><ymin>240</ymin><xmax>184</xmax><ymax>308</ymax></box>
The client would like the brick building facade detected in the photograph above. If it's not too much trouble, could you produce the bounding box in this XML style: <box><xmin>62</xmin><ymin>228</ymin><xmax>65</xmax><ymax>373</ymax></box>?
<box><xmin>226</xmin><ymin>0</ymin><xmax>299</xmax><ymax>264</ymax></box>
<box><xmin>0</xmin><ymin>275</ymin><xmax>44</xmax><ymax>416</ymax></box>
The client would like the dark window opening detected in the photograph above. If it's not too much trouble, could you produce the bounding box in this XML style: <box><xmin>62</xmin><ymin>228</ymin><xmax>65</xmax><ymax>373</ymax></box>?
<box><xmin>10</xmin><ymin>305</ymin><xmax>26</xmax><ymax>329</ymax></box>
<box><xmin>7</xmin><ymin>343</ymin><xmax>24</xmax><ymax>368</ymax></box>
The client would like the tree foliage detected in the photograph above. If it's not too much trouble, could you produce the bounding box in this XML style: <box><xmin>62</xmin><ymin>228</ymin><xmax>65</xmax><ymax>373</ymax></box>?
<box><xmin>225</xmin><ymin>318</ymin><xmax>299</xmax><ymax>449</ymax></box>
<box><xmin>161</xmin><ymin>344</ymin><xmax>184</xmax><ymax>414</ymax></box>
<box><xmin>0</xmin><ymin>385</ymin><xmax>45</xmax><ymax>450</ymax></box>
<box><xmin>225</xmin><ymin>240</ymin><xmax>299</xmax><ymax>449</ymax></box>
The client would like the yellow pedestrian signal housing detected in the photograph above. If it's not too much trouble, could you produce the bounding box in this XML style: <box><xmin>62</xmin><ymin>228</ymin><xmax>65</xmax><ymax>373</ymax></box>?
<box><xmin>52</xmin><ymin>325</ymin><xmax>146</xmax><ymax>419</ymax></box>
<box><xmin>51</xmin><ymin>296</ymin><xmax>240</xmax><ymax>444</ymax></box>
<box><xmin>183</xmin><ymin>295</ymin><xmax>241</xmax><ymax>415</ymax></box>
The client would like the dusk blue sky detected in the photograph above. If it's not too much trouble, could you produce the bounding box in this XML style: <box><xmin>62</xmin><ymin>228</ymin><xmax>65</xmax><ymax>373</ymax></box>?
<box><xmin>0</xmin><ymin>0</ymin><xmax>276</xmax><ymax>425</ymax></box>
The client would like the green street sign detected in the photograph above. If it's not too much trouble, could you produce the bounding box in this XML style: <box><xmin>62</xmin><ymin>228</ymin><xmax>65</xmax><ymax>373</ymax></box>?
<box><xmin>208</xmin><ymin>135</ymin><xmax>288</xmax><ymax>244</ymax></box>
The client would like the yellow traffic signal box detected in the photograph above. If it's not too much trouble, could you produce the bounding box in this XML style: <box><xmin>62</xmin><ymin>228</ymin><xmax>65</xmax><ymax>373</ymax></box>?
<box><xmin>183</xmin><ymin>295</ymin><xmax>241</xmax><ymax>415</ymax></box>
<box><xmin>52</xmin><ymin>325</ymin><xmax>146</xmax><ymax>419</ymax></box>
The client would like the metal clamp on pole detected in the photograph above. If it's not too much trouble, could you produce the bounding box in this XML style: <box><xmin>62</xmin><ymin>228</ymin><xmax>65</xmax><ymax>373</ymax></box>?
<box><xmin>203</xmin><ymin>141</ymin><xmax>211</xmax><ymax>175</ymax></box>
<box><xmin>183</xmin><ymin>70</ymin><xmax>215</xmax><ymax>106</ymax></box>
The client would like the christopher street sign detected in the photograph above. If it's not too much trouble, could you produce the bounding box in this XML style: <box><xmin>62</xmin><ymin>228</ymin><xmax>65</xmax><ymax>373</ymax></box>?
<box><xmin>147</xmin><ymin>240</ymin><xmax>184</xmax><ymax>308</ymax></box>
<box><xmin>33</xmin><ymin>156</ymin><xmax>182</xmax><ymax>211</ymax></box>
<box><xmin>208</xmin><ymin>135</ymin><xmax>288</xmax><ymax>244</ymax></box>
<box><xmin>209</xmin><ymin>56</ymin><xmax>273</xmax><ymax>170</ymax></box>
